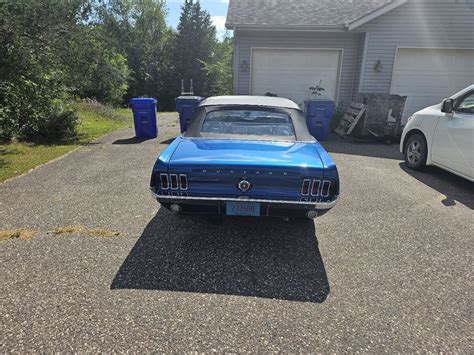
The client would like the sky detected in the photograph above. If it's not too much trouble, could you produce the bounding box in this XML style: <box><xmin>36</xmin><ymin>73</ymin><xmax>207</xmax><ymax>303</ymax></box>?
<box><xmin>166</xmin><ymin>0</ymin><xmax>230</xmax><ymax>39</ymax></box>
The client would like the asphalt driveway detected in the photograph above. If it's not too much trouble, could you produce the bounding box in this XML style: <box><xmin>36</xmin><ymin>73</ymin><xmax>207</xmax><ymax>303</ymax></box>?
<box><xmin>1</xmin><ymin>113</ymin><xmax>473</xmax><ymax>352</ymax></box>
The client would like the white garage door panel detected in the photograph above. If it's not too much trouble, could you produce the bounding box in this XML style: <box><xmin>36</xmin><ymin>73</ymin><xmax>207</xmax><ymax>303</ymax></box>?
<box><xmin>391</xmin><ymin>48</ymin><xmax>474</xmax><ymax>119</ymax></box>
<box><xmin>251</xmin><ymin>49</ymin><xmax>341</xmax><ymax>106</ymax></box>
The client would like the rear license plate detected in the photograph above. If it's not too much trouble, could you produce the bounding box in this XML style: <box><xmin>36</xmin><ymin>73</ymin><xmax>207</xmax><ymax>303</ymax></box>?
<box><xmin>226</xmin><ymin>202</ymin><xmax>261</xmax><ymax>217</ymax></box>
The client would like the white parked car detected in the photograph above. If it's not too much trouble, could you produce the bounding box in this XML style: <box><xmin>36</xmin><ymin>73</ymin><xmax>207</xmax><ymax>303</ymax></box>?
<box><xmin>400</xmin><ymin>85</ymin><xmax>474</xmax><ymax>182</ymax></box>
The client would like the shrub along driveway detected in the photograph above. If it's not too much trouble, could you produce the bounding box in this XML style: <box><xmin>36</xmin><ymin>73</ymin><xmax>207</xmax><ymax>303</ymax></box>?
<box><xmin>1</xmin><ymin>114</ymin><xmax>472</xmax><ymax>352</ymax></box>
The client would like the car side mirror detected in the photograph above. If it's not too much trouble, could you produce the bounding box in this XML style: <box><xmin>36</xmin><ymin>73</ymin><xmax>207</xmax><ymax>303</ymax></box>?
<box><xmin>441</xmin><ymin>98</ymin><xmax>454</xmax><ymax>114</ymax></box>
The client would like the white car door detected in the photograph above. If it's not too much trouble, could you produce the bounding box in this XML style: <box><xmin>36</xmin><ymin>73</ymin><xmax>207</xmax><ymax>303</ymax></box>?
<box><xmin>432</xmin><ymin>91</ymin><xmax>474</xmax><ymax>179</ymax></box>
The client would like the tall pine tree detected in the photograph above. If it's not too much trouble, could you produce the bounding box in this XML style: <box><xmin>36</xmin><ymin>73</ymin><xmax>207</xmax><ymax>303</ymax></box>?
<box><xmin>172</xmin><ymin>0</ymin><xmax>217</xmax><ymax>97</ymax></box>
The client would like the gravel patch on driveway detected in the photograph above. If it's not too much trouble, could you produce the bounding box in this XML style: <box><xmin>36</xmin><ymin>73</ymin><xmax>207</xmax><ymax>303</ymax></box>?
<box><xmin>1</xmin><ymin>115</ymin><xmax>473</xmax><ymax>352</ymax></box>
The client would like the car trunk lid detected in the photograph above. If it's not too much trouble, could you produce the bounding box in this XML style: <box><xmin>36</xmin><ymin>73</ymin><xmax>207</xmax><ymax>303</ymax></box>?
<box><xmin>166</xmin><ymin>139</ymin><xmax>325</xmax><ymax>200</ymax></box>
<box><xmin>169</xmin><ymin>139</ymin><xmax>324</xmax><ymax>170</ymax></box>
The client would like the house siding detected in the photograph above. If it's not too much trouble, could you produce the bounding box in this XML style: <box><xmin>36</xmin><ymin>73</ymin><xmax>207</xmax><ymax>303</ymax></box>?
<box><xmin>352</xmin><ymin>33</ymin><xmax>367</xmax><ymax>100</ymax></box>
<box><xmin>355</xmin><ymin>0</ymin><xmax>474</xmax><ymax>94</ymax></box>
<box><xmin>234</xmin><ymin>31</ymin><xmax>360</xmax><ymax>106</ymax></box>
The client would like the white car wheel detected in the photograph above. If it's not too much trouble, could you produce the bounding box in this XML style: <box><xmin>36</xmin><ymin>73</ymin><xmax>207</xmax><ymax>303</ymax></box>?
<box><xmin>404</xmin><ymin>134</ymin><xmax>427</xmax><ymax>170</ymax></box>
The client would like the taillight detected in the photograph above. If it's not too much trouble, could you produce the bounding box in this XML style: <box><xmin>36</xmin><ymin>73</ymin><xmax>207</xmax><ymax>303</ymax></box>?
<box><xmin>159</xmin><ymin>173</ymin><xmax>188</xmax><ymax>191</ymax></box>
<box><xmin>311</xmin><ymin>180</ymin><xmax>321</xmax><ymax>196</ymax></box>
<box><xmin>321</xmin><ymin>180</ymin><xmax>331</xmax><ymax>197</ymax></box>
<box><xmin>301</xmin><ymin>179</ymin><xmax>330</xmax><ymax>197</ymax></box>
<box><xmin>301</xmin><ymin>179</ymin><xmax>311</xmax><ymax>196</ymax></box>
<box><xmin>160</xmin><ymin>174</ymin><xmax>169</xmax><ymax>190</ymax></box>
<box><xmin>170</xmin><ymin>174</ymin><xmax>178</xmax><ymax>190</ymax></box>
<box><xmin>179</xmin><ymin>174</ymin><xmax>188</xmax><ymax>190</ymax></box>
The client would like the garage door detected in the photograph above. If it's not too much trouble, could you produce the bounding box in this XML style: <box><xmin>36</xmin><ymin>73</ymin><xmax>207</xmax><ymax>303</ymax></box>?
<box><xmin>251</xmin><ymin>48</ymin><xmax>342</xmax><ymax>107</ymax></box>
<box><xmin>391</xmin><ymin>48</ymin><xmax>474</xmax><ymax>119</ymax></box>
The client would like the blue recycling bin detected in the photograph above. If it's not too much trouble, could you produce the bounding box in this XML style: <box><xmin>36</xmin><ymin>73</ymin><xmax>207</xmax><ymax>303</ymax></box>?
<box><xmin>130</xmin><ymin>98</ymin><xmax>158</xmax><ymax>139</ymax></box>
<box><xmin>176</xmin><ymin>96</ymin><xmax>203</xmax><ymax>133</ymax></box>
<box><xmin>304</xmin><ymin>99</ymin><xmax>335</xmax><ymax>141</ymax></box>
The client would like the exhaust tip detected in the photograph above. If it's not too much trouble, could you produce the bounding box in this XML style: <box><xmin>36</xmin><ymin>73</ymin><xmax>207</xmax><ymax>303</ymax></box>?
<box><xmin>170</xmin><ymin>204</ymin><xmax>182</xmax><ymax>213</ymax></box>
<box><xmin>307</xmin><ymin>210</ymin><xmax>318</xmax><ymax>219</ymax></box>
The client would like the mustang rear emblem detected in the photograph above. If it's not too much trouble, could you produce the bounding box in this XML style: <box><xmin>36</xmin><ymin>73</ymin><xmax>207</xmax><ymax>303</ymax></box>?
<box><xmin>238</xmin><ymin>179</ymin><xmax>252</xmax><ymax>192</ymax></box>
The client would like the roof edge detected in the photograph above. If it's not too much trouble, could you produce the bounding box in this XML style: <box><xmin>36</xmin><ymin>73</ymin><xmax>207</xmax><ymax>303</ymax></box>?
<box><xmin>345</xmin><ymin>0</ymin><xmax>407</xmax><ymax>31</ymax></box>
<box><xmin>225</xmin><ymin>23</ymin><xmax>345</xmax><ymax>32</ymax></box>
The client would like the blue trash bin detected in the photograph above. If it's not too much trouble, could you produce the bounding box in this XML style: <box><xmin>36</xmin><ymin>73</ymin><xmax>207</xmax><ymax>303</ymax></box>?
<box><xmin>304</xmin><ymin>99</ymin><xmax>335</xmax><ymax>141</ymax></box>
<box><xmin>130</xmin><ymin>98</ymin><xmax>158</xmax><ymax>139</ymax></box>
<box><xmin>175</xmin><ymin>96</ymin><xmax>203</xmax><ymax>133</ymax></box>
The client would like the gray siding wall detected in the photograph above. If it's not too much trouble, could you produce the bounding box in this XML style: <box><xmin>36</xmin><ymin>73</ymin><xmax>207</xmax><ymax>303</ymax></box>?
<box><xmin>355</xmin><ymin>0</ymin><xmax>474</xmax><ymax>94</ymax></box>
<box><xmin>234</xmin><ymin>31</ymin><xmax>360</xmax><ymax>106</ymax></box>
<box><xmin>352</xmin><ymin>33</ymin><xmax>367</xmax><ymax>100</ymax></box>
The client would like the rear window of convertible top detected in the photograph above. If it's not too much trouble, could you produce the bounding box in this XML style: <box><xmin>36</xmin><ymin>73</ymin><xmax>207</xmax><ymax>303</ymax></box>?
<box><xmin>200</xmin><ymin>109</ymin><xmax>296</xmax><ymax>139</ymax></box>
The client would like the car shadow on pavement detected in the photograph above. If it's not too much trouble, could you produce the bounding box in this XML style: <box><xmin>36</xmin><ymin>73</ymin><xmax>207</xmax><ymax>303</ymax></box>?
<box><xmin>400</xmin><ymin>163</ymin><xmax>474</xmax><ymax>209</ymax></box>
<box><xmin>111</xmin><ymin>209</ymin><xmax>330</xmax><ymax>303</ymax></box>
<box><xmin>322</xmin><ymin>134</ymin><xmax>403</xmax><ymax>160</ymax></box>
<box><xmin>113</xmin><ymin>137</ymin><xmax>154</xmax><ymax>145</ymax></box>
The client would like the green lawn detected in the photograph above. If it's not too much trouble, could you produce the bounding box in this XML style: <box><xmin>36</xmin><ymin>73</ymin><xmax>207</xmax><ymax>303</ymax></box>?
<box><xmin>0</xmin><ymin>106</ymin><xmax>132</xmax><ymax>182</ymax></box>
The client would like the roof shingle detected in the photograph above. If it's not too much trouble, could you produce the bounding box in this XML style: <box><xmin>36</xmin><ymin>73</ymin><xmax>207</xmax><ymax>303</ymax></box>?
<box><xmin>226</xmin><ymin>0</ymin><xmax>394</xmax><ymax>28</ymax></box>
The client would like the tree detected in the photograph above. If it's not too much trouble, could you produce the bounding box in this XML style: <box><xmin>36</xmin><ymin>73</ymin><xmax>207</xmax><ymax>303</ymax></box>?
<box><xmin>171</xmin><ymin>0</ymin><xmax>217</xmax><ymax>99</ymax></box>
<box><xmin>201</xmin><ymin>33</ymin><xmax>234</xmax><ymax>96</ymax></box>
<box><xmin>95</xmin><ymin>0</ymin><xmax>169</xmax><ymax>102</ymax></box>
<box><xmin>0</xmin><ymin>0</ymin><xmax>130</xmax><ymax>142</ymax></box>
<box><xmin>63</xmin><ymin>24</ymin><xmax>130</xmax><ymax>105</ymax></box>
<box><xmin>0</xmin><ymin>0</ymin><xmax>92</xmax><ymax>142</ymax></box>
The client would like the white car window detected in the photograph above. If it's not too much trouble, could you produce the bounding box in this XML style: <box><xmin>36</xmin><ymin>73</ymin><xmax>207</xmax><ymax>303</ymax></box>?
<box><xmin>456</xmin><ymin>93</ymin><xmax>474</xmax><ymax>114</ymax></box>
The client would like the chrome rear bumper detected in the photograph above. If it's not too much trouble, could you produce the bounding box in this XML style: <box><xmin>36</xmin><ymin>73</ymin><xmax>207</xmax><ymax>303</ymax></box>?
<box><xmin>150</xmin><ymin>190</ymin><xmax>338</xmax><ymax>210</ymax></box>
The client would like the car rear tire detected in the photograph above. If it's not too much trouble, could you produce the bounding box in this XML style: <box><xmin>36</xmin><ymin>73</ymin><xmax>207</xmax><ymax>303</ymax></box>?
<box><xmin>404</xmin><ymin>133</ymin><xmax>427</xmax><ymax>170</ymax></box>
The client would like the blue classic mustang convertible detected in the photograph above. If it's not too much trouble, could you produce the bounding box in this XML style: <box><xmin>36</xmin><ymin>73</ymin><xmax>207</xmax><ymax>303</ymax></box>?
<box><xmin>150</xmin><ymin>96</ymin><xmax>339</xmax><ymax>219</ymax></box>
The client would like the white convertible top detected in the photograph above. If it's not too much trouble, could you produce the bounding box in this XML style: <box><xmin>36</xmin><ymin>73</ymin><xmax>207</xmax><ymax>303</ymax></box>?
<box><xmin>198</xmin><ymin>95</ymin><xmax>301</xmax><ymax>110</ymax></box>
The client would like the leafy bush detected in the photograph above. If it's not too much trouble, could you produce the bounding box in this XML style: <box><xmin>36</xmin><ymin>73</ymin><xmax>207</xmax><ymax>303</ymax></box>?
<box><xmin>200</xmin><ymin>35</ymin><xmax>234</xmax><ymax>97</ymax></box>
<box><xmin>0</xmin><ymin>0</ymin><xmax>85</xmax><ymax>143</ymax></box>
<box><xmin>0</xmin><ymin>108</ymin><xmax>17</xmax><ymax>143</ymax></box>
<box><xmin>65</xmin><ymin>36</ymin><xmax>130</xmax><ymax>106</ymax></box>
<box><xmin>0</xmin><ymin>75</ymin><xmax>78</xmax><ymax>144</ymax></box>
<box><xmin>0</xmin><ymin>83</ymin><xmax>19</xmax><ymax>143</ymax></box>
<box><xmin>19</xmin><ymin>104</ymin><xmax>77</xmax><ymax>143</ymax></box>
